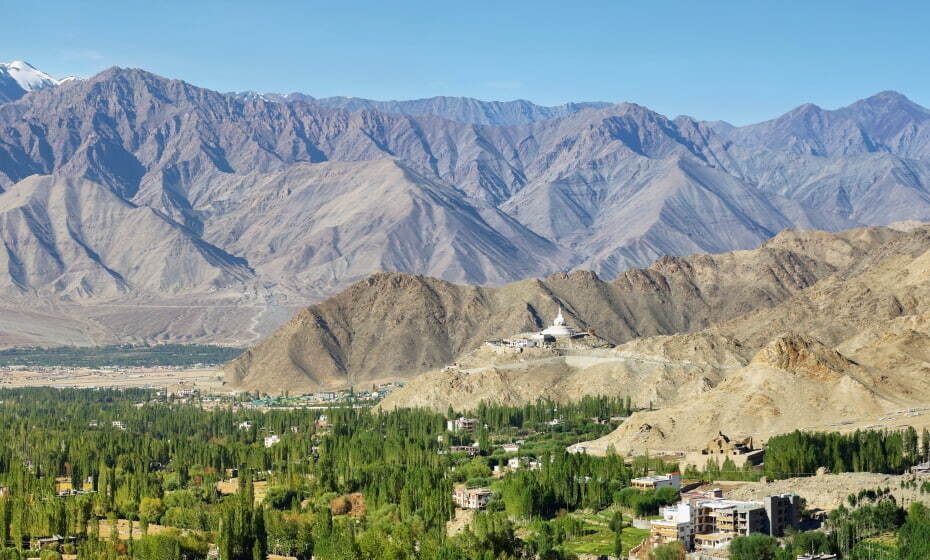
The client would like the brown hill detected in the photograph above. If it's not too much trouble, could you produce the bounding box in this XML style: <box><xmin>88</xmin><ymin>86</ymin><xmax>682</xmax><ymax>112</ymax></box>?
<box><xmin>224</xmin><ymin>226</ymin><xmax>899</xmax><ymax>392</ymax></box>
<box><xmin>579</xmin><ymin>227</ymin><xmax>930</xmax><ymax>453</ymax></box>
<box><xmin>375</xmin><ymin>333</ymin><xmax>749</xmax><ymax>413</ymax></box>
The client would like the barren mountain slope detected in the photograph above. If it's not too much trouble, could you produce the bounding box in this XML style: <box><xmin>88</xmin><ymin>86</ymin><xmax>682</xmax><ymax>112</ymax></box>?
<box><xmin>225</xmin><ymin>226</ymin><xmax>897</xmax><ymax>392</ymax></box>
<box><xmin>583</xmin><ymin>321</ymin><xmax>930</xmax><ymax>454</ymax></box>
<box><xmin>3</xmin><ymin>68</ymin><xmax>929</xmax><ymax>311</ymax></box>
<box><xmin>195</xmin><ymin>159</ymin><xmax>571</xmax><ymax>298</ymax></box>
<box><xmin>711</xmin><ymin>225</ymin><xmax>930</xmax><ymax>347</ymax></box>
<box><xmin>0</xmin><ymin>175</ymin><xmax>253</xmax><ymax>298</ymax></box>
<box><xmin>3</xmin><ymin>66</ymin><xmax>930</xmax><ymax>348</ymax></box>
<box><xmin>376</xmin><ymin>333</ymin><xmax>750</xmax><ymax>412</ymax></box>
<box><xmin>578</xmin><ymin>228</ymin><xmax>930</xmax><ymax>452</ymax></box>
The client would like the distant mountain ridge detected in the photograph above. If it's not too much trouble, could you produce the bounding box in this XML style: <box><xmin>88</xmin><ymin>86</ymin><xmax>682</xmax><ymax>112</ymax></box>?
<box><xmin>1</xmin><ymin>61</ymin><xmax>930</xmax><ymax>347</ymax></box>
<box><xmin>232</xmin><ymin>91</ymin><xmax>613</xmax><ymax>125</ymax></box>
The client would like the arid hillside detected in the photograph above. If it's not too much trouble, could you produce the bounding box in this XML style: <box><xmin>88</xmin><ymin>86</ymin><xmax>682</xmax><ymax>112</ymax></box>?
<box><xmin>369</xmin><ymin>224</ymin><xmax>930</xmax><ymax>453</ymax></box>
<box><xmin>225</xmin><ymin>225</ymin><xmax>901</xmax><ymax>392</ymax></box>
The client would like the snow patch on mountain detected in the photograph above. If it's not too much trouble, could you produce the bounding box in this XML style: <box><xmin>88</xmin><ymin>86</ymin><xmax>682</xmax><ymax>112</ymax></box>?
<box><xmin>2</xmin><ymin>61</ymin><xmax>60</xmax><ymax>90</ymax></box>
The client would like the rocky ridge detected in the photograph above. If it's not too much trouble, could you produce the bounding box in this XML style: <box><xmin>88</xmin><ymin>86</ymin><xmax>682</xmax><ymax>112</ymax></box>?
<box><xmin>225</xmin><ymin>226</ymin><xmax>898</xmax><ymax>392</ymax></box>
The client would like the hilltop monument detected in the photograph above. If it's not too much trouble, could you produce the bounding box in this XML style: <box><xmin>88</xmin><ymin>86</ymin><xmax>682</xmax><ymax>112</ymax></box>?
<box><xmin>536</xmin><ymin>307</ymin><xmax>579</xmax><ymax>339</ymax></box>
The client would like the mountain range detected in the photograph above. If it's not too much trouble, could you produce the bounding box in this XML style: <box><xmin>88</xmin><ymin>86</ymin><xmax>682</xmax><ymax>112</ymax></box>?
<box><xmin>225</xmin><ymin>224</ymin><xmax>900</xmax><ymax>391</ymax></box>
<box><xmin>363</xmin><ymin>222</ymin><xmax>930</xmax><ymax>452</ymax></box>
<box><xmin>2</xmin><ymin>61</ymin><xmax>930</xmax><ymax>347</ymax></box>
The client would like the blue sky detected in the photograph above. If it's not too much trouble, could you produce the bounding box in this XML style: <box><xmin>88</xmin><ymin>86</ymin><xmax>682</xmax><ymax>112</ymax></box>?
<box><xmin>3</xmin><ymin>0</ymin><xmax>929</xmax><ymax>124</ymax></box>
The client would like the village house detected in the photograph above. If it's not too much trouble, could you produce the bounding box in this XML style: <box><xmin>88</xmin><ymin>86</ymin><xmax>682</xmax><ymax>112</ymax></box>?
<box><xmin>631</xmin><ymin>472</ymin><xmax>681</xmax><ymax>491</ymax></box>
<box><xmin>264</xmin><ymin>434</ymin><xmax>281</xmax><ymax>448</ymax></box>
<box><xmin>449</xmin><ymin>444</ymin><xmax>480</xmax><ymax>456</ymax></box>
<box><xmin>447</xmin><ymin>417</ymin><xmax>480</xmax><ymax>433</ymax></box>
<box><xmin>453</xmin><ymin>486</ymin><xmax>493</xmax><ymax>510</ymax></box>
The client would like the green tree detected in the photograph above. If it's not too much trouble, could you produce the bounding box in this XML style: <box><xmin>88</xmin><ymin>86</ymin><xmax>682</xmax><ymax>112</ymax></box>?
<box><xmin>899</xmin><ymin>503</ymin><xmax>930</xmax><ymax>560</ymax></box>
<box><xmin>729</xmin><ymin>533</ymin><xmax>782</xmax><ymax>560</ymax></box>
<box><xmin>649</xmin><ymin>542</ymin><xmax>685</xmax><ymax>560</ymax></box>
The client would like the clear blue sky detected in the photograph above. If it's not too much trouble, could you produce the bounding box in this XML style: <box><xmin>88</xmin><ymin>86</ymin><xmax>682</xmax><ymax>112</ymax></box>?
<box><xmin>3</xmin><ymin>0</ymin><xmax>929</xmax><ymax>124</ymax></box>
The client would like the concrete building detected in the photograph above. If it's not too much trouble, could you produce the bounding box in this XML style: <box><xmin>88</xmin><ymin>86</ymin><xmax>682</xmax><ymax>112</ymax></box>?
<box><xmin>264</xmin><ymin>434</ymin><xmax>281</xmax><ymax>448</ymax></box>
<box><xmin>447</xmin><ymin>417</ymin><xmax>480</xmax><ymax>433</ymax></box>
<box><xmin>764</xmin><ymin>493</ymin><xmax>801</xmax><ymax>537</ymax></box>
<box><xmin>631</xmin><ymin>472</ymin><xmax>681</xmax><ymax>491</ymax></box>
<box><xmin>649</xmin><ymin>494</ymin><xmax>800</xmax><ymax>553</ymax></box>
<box><xmin>453</xmin><ymin>486</ymin><xmax>493</xmax><ymax>509</ymax></box>
<box><xmin>650</xmin><ymin>503</ymin><xmax>693</xmax><ymax>548</ymax></box>
<box><xmin>449</xmin><ymin>445</ymin><xmax>480</xmax><ymax>456</ymax></box>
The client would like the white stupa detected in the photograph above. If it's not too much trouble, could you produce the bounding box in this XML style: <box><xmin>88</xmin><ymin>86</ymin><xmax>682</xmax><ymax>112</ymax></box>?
<box><xmin>537</xmin><ymin>307</ymin><xmax>578</xmax><ymax>338</ymax></box>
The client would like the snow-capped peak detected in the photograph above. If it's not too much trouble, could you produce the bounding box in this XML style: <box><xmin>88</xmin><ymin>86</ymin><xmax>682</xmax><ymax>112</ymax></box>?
<box><xmin>1</xmin><ymin>60</ymin><xmax>62</xmax><ymax>92</ymax></box>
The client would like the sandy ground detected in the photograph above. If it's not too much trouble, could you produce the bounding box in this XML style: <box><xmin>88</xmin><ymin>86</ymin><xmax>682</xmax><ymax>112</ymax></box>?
<box><xmin>0</xmin><ymin>366</ymin><xmax>225</xmax><ymax>391</ymax></box>
<box><xmin>720</xmin><ymin>472</ymin><xmax>930</xmax><ymax>511</ymax></box>
<box><xmin>805</xmin><ymin>405</ymin><xmax>930</xmax><ymax>435</ymax></box>
<box><xmin>446</xmin><ymin>508</ymin><xmax>476</xmax><ymax>536</ymax></box>
<box><xmin>216</xmin><ymin>478</ymin><xmax>269</xmax><ymax>503</ymax></box>
<box><xmin>96</xmin><ymin>519</ymin><xmax>175</xmax><ymax>540</ymax></box>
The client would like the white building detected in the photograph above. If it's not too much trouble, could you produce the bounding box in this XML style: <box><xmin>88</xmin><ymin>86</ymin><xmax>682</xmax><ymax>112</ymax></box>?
<box><xmin>650</xmin><ymin>503</ymin><xmax>693</xmax><ymax>547</ymax></box>
<box><xmin>453</xmin><ymin>486</ymin><xmax>493</xmax><ymax>509</ymax></box>
<box><xmin>264</xmin><ymin>434</ymin><xmax>281</xmax><ymax>448</ymax></box>
<box><xmin>447</xmin><ymin>417</ymin><xmax>480</xmax><ymax>433</ymax></box>
<box><xmin>631</xmin><ymin>472</ymin><xmax>681</xmax><ymax>490</ymax></box>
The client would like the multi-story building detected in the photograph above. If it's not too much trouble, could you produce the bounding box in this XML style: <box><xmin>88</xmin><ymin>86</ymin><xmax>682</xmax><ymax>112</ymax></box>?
<box><xmin>453</xmin><ymin>486</ymin><xmax>493</xmax><ymax>509</ymax></box>
<box><xmin>446</xmin><ymin>417</ymin><xmax>480</xmax><ymax>433</ymax></box>
<box><xmin>650</xmin><ymin>503</ymin><xmax>693</xmax><ymax>547</ymax></box>
<box><xmin>765</xmin><ymin>493</ymin><xmax>801</xmax><ymax>536</ymax></box>
<box><xmin>649</xmin><ymin>494</ymin><xmax>800</xmax><ymax>552</ymax></box>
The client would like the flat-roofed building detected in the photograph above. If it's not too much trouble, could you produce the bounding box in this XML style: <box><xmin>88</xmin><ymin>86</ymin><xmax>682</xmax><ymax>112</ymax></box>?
<box><xmin>447</xmin><ymin>417</ymin><xmax>480</xmax><ymax>433</ymax></box>
<box><xmin>650</xmin><ymin>503</ymin><xmax>692</xmax><ymax>548</ymax></box>
<box><xmin>631</xmin><ymin>472</ymin><xmax>681</xmax><ymax>491</ymax></box>
<box><xmin>449</xmin><ymin>444</ymin><xmax>480</xmax><ymax>456</ymax></box>
<box><xmin>694</xmin><ymin>532</ymin><xmax>734</xmax><ymax>550</ymax></box>
<box><xmin>453</xmin><ymin>486</ymin><xmax>493</xmax><ymax>509</ymax></box>
<box><xmin>765</xmin><ymin>493</ymin><xmax>801</xmax><ymax>536</ymax></box>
